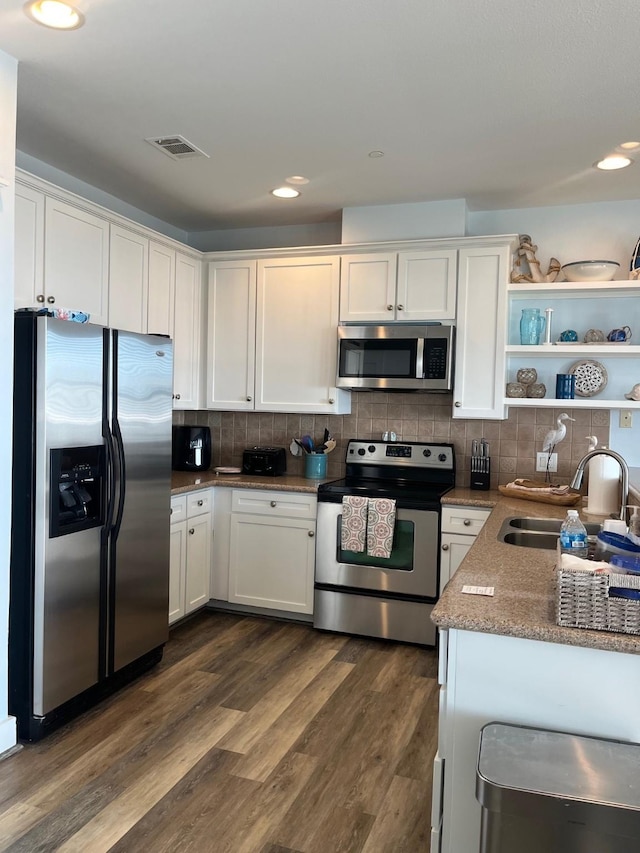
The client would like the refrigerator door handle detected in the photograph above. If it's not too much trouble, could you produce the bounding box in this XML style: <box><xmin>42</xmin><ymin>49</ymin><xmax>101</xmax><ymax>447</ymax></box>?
<box><xmin>112</xmin><ymin>417</ymin><xmax>127</xmax><ymax>538</ymax></box>
<box><xmin>103</xmin><ymin>423</ymin><xmax>117</xmax><ymax>532</ymax></box>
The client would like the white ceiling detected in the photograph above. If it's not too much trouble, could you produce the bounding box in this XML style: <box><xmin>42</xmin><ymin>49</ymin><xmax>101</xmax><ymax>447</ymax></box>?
<box><xmin>1</xmin><ymin>0</ymin><xmax>640</xmax><ymax>233</ymax></box>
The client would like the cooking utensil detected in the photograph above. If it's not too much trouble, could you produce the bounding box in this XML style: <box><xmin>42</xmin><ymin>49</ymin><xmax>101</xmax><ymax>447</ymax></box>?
<box><xmin>324</xmin><ymin>439</ymin><xmax>336</xmax><ymax>453</ymax></box>
<box><xmin>301</xmin><ymin>435</ymin><xmax>315</xmax><ymax>453</ymax></box>
<box><xmin>290</xmin><ymin>439</ymin><xmax>303</xmax><ymax>457</ymax></box>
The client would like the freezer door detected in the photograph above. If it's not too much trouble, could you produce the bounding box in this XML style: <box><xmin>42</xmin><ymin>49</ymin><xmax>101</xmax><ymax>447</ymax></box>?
<box><xmin>110</xmin><ymin>331</ymin><xmax>172</xmax><ymax>672</ymax></box>
<box><xmin>35</xmin><ymin>319</ymin><xmax>105</xmax><ymax>715</ymax></box>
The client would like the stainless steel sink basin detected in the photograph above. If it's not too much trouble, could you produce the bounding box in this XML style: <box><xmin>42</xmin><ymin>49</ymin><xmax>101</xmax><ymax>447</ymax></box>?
<box><xmin>501</xmin><ymin>530</ymin><xmax>559</xmax><ymax>550</ymax></box>
<box><xmin>506</xmin><ymin>517</ymin><xmax>600</xmax><ymax>535</ymax></box>
<box><xmin>498</xmin><ymin>516</ymin><xmax>600</xmax><ymax>549</ymax></box>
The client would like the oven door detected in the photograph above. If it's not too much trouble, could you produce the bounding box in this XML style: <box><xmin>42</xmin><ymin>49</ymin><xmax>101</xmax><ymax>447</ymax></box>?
<box><xmin>315</xmin><ymin>501</ymin><xmax>439</xmax><ymax>598</ymax></box>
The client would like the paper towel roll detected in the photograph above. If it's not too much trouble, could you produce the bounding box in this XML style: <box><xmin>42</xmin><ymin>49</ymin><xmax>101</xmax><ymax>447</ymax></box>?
<box><xmin>585</xmin><ymin>453</ymin><xmax>620</xmax><ymax>516</ymax></box>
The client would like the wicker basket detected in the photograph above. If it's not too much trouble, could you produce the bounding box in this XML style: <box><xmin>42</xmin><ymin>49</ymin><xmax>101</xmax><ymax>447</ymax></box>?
<box><xmin>556</xmin><ymin>568</ymin><xmax>640</xmax><ymax>635</ymax></box>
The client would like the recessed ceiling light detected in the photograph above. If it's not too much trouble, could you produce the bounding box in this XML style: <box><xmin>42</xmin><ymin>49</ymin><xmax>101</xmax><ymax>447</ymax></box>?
<box><xmin>368</xmin><ymin>151</ymin><xmax>385</xmax><ymax>158</ymax></box>
<box><xmin>595</xmin><ymin>155</ymin><xmax>633</xmax><ymax>171</ymax></box>
<box><xmin>285</xmin><ymin>175</ymin><xmax>309</xmax><ymax>185</ymax></box>
<box><xmin>24</xmin><ymin>0</ymin><xmax>84</xmax><ymax>29</ymax></box>
<box><xmin>619</xmin><ymin>141</ymin><xmax>640</xmax><ymax>150</ymax></box>
<box><xmin>271</xmin><ymin>187</ymin><xmax>300</xmax><ymax>199</ymax></box>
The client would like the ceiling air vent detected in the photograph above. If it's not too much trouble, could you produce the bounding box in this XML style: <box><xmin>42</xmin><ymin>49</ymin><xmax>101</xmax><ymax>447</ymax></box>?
<box><xmin>145</xmin><ymin>135</ymin><xmax>209</xmax><ymax>161</ymax></box>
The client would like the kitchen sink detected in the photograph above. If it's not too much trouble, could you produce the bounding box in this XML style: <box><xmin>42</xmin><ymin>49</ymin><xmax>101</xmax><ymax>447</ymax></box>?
<box><xmin>500</xmin><ymin>530</ymin><xmax>560</xmax><ymax>550</ymax></box>
<box><xmin>498</xmin><ymin>516</ymin><xmax>600</xmax><ymax>550</ymax></box>
<box><xmin>506</xmin><ymin>517</ymin><xmax>600</xmax><ymax>535</ymax></box>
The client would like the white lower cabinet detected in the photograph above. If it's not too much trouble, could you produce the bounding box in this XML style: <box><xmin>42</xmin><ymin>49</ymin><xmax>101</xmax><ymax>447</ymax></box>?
<box><xmin>440</xmin><ymin>505</ymin><xmax>491</xmax><ymax>595</ymax></box>
<box><xmin>169</xmin><ymin>490</ymin><xmax>212</xmax><ymax>625</ymax></box>
<box><xmin>226</xmin><ymin>489</ymin><xmax>316</xmax><ymax>614</ymax></box>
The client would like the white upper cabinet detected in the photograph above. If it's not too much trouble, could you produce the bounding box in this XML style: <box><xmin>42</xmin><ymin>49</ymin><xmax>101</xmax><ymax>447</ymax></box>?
<box><xmin>147</xmin><ymin>241</ymin><xmax>175</xmax><ymax>338</ymax></box>
<box><xmin>255</xmin><ymin>255</ymin><xmax>350</xmax><ymax>414</ymax></box>
<box><xmin>173</xmin><ymin>252</ymin><xmax>202</xmax><ymax>409</ymax></box>
<box><xmin>206</xmin><ymin>260</ymin><xmax>257</xmax><ymax>410</ymax></box>
<box><xmin>453</xmin><ymin>245</ymin><xmax>511</xmax><ymax>419</ymax></box>
<box><xmin>44</xmin><ymin>197</ymin><xmax>110</xmax><ymax>325</ymax></box>
<box><xmin>108</xmin><ymin>224</ymin><xmax>149</xmax><ymax>334</ymax></box>
<box><xmin>14</xmin><ymin>183</ymin><xmax>44</xmax><ymax>310</ymax></box>
<box><xmin>340</xmin><ymin>249</ymin><xmax>457</xmax><ymax>322</ymax></box>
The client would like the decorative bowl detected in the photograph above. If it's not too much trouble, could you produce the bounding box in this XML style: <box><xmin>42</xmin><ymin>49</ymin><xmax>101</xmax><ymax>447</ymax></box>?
<box><xmin>561</xmin><ymin>260</ymin><xmax>620</xmax><ymax>282</ymax></box>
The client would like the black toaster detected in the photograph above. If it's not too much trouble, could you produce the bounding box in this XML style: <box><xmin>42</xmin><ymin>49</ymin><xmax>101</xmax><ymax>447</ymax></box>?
<box><xmin>242</xmin><ymin>446</ymin><xmax>287</xmax><ymax>476</ymax></box>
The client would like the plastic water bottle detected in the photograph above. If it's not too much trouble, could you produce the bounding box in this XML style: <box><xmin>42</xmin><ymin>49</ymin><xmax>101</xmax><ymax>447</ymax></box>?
<box><xmin>559</xmin><ymin>509</ymin><xmax>588</xmax><ymax>558</ymax></box>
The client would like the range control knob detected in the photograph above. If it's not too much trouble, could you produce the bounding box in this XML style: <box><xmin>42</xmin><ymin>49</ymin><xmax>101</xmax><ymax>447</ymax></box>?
<box><xmin>438</xmin><ymin>453</ymin><xmax>447</xmax><ymax>462</ymax></box>
<box><xmin>368</xmin><ymin>445</ymin><xmax>376</xmax><ymax>453</ymax></box>
<box><xmin>358</xmin><ymin>447</ymin><xmax>366</xmax><ymax>456</ymax></box>
<box><xmin>423</xmin><ymin>449</ymin><xmax>431</xmax><ymax>457</ymax></box>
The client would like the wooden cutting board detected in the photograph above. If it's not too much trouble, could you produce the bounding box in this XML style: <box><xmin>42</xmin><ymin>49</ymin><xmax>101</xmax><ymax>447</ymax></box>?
<box><xmin>498</xmin><ymin>479</ymin><xmax>582</xmax><ymax>506</ymax></box>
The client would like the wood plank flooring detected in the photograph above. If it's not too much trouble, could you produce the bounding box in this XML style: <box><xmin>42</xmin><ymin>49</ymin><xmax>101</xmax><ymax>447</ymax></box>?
<box><xmin>0</xmin><ymin>612</ymin><xmax>439</xmax><ymax>852</ymax></box>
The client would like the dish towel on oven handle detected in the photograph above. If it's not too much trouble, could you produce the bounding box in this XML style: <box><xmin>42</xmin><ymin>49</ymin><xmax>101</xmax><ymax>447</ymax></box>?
<box><xmin>366</xmin><ymin>497</ymin><xmax>397</xmax><ymax>559</ymax></box>
<box><xmin>341</xmin><ymin>495</ymin><xmax>368</xmax><ymax>552</ymax></box>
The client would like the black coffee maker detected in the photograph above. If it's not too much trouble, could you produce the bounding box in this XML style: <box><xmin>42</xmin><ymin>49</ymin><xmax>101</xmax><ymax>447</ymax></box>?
<box><xmin>172</xmin><ymin>425</ymin><xmax>212</xmax><ymax>471</ymax></box>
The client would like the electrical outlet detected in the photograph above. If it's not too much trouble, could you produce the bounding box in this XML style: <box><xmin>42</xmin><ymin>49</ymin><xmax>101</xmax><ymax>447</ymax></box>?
<box><xmin>619</xmin><ymin>409</ymin><xmax>633</xmax><ymax>428</ymax></box>
<box><xmin>536</xmin><ymin>452</ymin><xmax>558</xmax><ymax>473</ymax></box>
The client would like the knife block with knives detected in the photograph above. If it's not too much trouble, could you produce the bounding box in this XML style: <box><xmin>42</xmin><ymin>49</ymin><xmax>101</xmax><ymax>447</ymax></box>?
<box><xmin>470</xmin><ymin>438</ymin><xmax>491</xmax><ymax>490</ymax></box>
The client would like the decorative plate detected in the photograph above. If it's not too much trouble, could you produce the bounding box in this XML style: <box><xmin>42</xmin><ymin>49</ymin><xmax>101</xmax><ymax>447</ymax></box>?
<box><xmin>568</xmin><ymin>360</ymin><xmax>608</xmax><ymax>397</ymax></box>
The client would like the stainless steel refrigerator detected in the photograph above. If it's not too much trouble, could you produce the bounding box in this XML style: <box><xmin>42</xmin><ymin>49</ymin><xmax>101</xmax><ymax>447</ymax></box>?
<box><xmin>10</xmin><ymin>313</ymin><xmax>173</xmax><ymax>741</ymax></box>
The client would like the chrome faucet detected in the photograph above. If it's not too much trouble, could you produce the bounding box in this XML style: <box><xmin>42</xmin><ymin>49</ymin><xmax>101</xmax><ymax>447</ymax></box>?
<box><xmin>570</xmin><ymin>448</ymin><xmax>629</xmax><ymax>522</ymax></box>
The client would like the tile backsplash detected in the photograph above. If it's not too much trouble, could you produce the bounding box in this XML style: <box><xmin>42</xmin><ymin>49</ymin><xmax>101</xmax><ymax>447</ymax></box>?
<box><xmin>174</xmin><ymin>392</ymin><xmax>610</xmax><ymax>489</ymax></box>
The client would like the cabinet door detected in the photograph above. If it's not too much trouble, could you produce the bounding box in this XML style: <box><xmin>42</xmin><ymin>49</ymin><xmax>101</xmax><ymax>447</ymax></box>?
<box><xmin>185</xmin><ymin>512</ymin><xmax>211</xmax><ymax>614</ymax></box>
<box><xmin>169</xmin><ymin>521</ymin><xmax>187</xmax><ymax>624</ymax></box>
<box><xmin>44</xmin><ymin>197</ymin><xmax>109</xmax><ymax>324</ymax></box>
<box><xmin>440</xmin><ymin>533</ymin><xmax>473</xmax><ymax>595</ymax></box>
<box><xmin>339</xmin><ymin>253</ymin><xmax>397</xmax><ymax>322</ymax></box>
<box><xmin>397</xmin><ymin>249</ymin><xmax>457</xmax><ymax>321</ymax></box>
<box><xmin>228</xmin><ymin>513</ymin><xmax>315</xmax><ymax>613</ymax></box>
<box><xmin>256</xmin><ymin>255</ymin><xmax>349</xmax><ymax>414</ymax></box>
<box><xmin>453</xmin><ymin>246</ymin><xmax>510</xmax><ymax>419</ymax></box>
<box><xmin>108</xmin><ymin>225</ymin><xmax>148</xmax><ymax>333</ymax></box>
<box><xmin>14</xmin><ymin>183</ymin><xmax>44</xmax><ymax>309</ymax></box>
<box><xmin>173</xmin><ymin>253</ymin><xmax>202</xmax><ymax>409</ymax></box>
<box><xmin>147</xmin><ymin>242</ymin><xmax>175</xmax><ymax>337</ymax></box>
<box><xmin>206</xmin><ymin>260</ymin><xmax>257</xmax><ymax>410</ymax></box>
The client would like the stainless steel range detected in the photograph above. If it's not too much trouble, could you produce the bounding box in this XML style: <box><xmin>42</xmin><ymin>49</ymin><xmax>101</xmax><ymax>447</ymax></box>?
<box><xmin>314</xmin><ymin>439</ymin><xmax>455</xmax><ymax>646</ymax></box>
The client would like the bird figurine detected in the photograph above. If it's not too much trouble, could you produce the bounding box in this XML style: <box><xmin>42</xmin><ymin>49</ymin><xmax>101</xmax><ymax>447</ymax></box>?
<box><xmin>542</xmin><ymin>413</ymin><xmax>575</xmax><ymax>481</ymax></box>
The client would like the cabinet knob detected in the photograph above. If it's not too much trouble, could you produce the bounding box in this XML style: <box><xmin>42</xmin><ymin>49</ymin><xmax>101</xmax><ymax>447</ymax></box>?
<box><xmin>47</xmin><ymin>295</ymin><xmax>55</xmax><ymax>304</ymax></box>
<box><xmin>454</xmin><ymin>401</ymin><xmax>462</xmax><ymax>408</ymax></box>
<box><xmin>175</xmin><ymin>393</ymin><xmax>181</xmax><ymax>400</ymax></box>
<box><xmin>189</xmin><ymin>528</ymin><xmax>195</xmax><ymax>535</ymax></box>
<box><xmin>247</xmin><ymin>396</ymin><xmax>252</xmax><ymax>402</ymax></box>
<box><xmin>441</xmin><ymin>544</ymin><xmax>449</xmax><ymax>551</ymax></box>
<box><xmin>36</xmin><ymin>294</ymin><xmax>45</xmax><ymax>303</ymax></box>
<box><xmin>329</xmin><ymin>398</ymin><xmax>335</xmax><ymax>404</ymax></box>
<box><xmin>387</xmin><ymin>304</ymin><xmax>394</xmax><ymax>311</ymax></box>
<box><xmin>397</xmin><ymin>304</ymin><xmax>404</xmax><ymax>311</ymax></box>
<box><xmin>270</xmin><ymin>501</ymin><xmax>277</xmax><ymax>507</ymax></box>
<box><xmin>308</xmin><ymin>530</ymin><xmax>315</xmax><ymax>537</ymax></box>
<box><xmin>197</xmin><ymin>499</ymin><xmax>203</xmax><ymax>506</ymax></box>
<box><xmin>463</xmin><ymin>518</ymin><xmax>471</xmax><ymax>527</ymax></box>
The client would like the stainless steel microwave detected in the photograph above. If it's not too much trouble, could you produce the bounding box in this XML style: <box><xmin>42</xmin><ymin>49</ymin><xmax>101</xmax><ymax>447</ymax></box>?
<box><xmin>336</xmin><ymin>324</ymin><xmax>454</xmax><ymax>391</ymax></box>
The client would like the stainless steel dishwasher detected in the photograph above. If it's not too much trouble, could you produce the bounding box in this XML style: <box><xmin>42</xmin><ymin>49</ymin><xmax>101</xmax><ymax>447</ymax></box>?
<box><xmin>476</xmin><ymin>723</ymin><xmax>640</xmax><ymax>852</ymax></box>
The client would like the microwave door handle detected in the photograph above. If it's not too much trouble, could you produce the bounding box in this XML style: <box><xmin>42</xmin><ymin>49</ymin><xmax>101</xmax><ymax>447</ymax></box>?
<box><xmin>415</xmin><ymin>338</ymin><xmax>425</xmax><ymax>379</ymax></box>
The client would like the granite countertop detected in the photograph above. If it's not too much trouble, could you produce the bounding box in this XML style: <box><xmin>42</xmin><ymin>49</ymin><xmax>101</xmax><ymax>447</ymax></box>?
<box><xmin>171</xmin><ymin>470</ymin><xmax>328</xmax><ymax>495</ymax></box>
<box><xmin>442</xmin><ymin>487</ymin><xmax>501</xmax><ymax>508</ymax></box>
<box><xmin>432</xmin><ymin>493</ymin><xmax>640</xmax><ymax>656</ymax></box>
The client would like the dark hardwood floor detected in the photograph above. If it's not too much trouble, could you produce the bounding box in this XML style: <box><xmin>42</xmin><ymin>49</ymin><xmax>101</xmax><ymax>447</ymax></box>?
<box><xmin>0</xmin><ymin>611</ymin><xmax>439</xmax><ymax>852</ymax></box>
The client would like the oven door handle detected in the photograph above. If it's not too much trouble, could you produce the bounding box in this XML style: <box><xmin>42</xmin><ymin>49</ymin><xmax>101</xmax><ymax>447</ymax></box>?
<box><xmin>415</xmin><ymin>338</ymin><xmax>425</xmax><ymax>379</ymax></box>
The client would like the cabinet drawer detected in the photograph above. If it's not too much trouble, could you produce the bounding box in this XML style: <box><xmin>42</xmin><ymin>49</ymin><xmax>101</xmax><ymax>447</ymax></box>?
<box><xmin>441</xmin><ymin>505</ymin><xmax>491</xmax><ymax>536</ymax></box>
<box><xmin>170</xmin><ymin>495</ymin><xmax>187</xmax><ymax>524</ymax></box>
<box><xmin>231</xmin><ymin>489</ymin><xmax>317</xmax><ymax>519</ymax></box>
<box><xmin>187</xmin><ymin>489</ymin><xmax>212</xmax><ymax>518</ymax></box>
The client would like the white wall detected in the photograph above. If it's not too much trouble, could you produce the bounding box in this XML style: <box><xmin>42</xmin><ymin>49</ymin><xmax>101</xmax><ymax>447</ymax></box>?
<box><xmin>341</xmin><ymin>199</ymin><xmax>467</xmax><ymax>243</ymax></box>
<box><xmin>0</xmin><ymin>48</ymin><xmax>17</xmax><ymax>753</ymax></box>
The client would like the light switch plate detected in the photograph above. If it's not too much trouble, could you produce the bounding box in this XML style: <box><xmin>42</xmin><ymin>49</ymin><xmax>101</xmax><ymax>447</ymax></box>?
<box><xmin>536</xmin><ymin>451</ymin><xmax>558</xmax><ymax>473</ymax></box>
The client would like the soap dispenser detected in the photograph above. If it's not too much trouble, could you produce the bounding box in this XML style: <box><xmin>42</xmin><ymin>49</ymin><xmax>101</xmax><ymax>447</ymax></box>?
<box><xmin>584</xmin><ymin>435</ymin><xmax>620</xmax><ymax>516</ymax></box>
